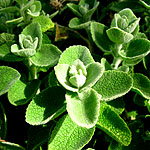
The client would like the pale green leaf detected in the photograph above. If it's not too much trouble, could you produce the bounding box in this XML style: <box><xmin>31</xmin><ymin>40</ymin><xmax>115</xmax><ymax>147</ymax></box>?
<box><xmin>0</xmin><ymin>66</ymin><xmax>20</xmax><ymax>96</ymax></box>
<box><xmin>69</xmin><ymin>17</ymin><xmax>91</xmax><ymax>29</ymax></box>
<box><xmin>30</xmin><ymin>44</ymin><xmax>61</xmax><ymax>67</ymax></box>
<box><xmin>58</xmin><ymin>45</ymin><xmax>94</xmax><ymax>66</ymax></box>
<box><xmin>33</xmin><ymin>16</ymin><xmax>54</xmax><ymax>32</ymax></box>
<box><xmin>26</xmin><ymin>87</ymin><xmax>66</xmax><ymax>125</ymax></box>
<box><xmin>97</xmin><ymin>102</ymin><xmax>131</xmax><ymax>146</ymax></box>
<box><xmin>21</xmin><ymin>22</ymin><xmax>42</xmax><ymax>51</ymax></box>
<box><xmin>91</xmin><ymin>22</ymin><xmax>114</xmax><ymax>52</ymax></box>
<box><xmin>132</xmin><ymin>73</ymin><xmax>150</xmax><ymax>99</ymax></box>
<box><xmin>93</xmin><ymin>70</ymin><xmax>133</xmax><ymax>101</ymax></box>
<box><xmin>48</xmin><ymin>115</ymin><xmax>95</xmax><ymax>150</ymax></box>
<box><xmin>8</xmin><ymin>79</ymin><xmax>41</xmax><ymax>106</ymax></box>
<box><xmin>106</xmin><ymin>27</ymin><xmax>133</xmax><ymax>44</ymax></box>
<box><xmin>66</xmin><ymin>88</ymin><xmax>101</xmax><ymax>128</ymax></box>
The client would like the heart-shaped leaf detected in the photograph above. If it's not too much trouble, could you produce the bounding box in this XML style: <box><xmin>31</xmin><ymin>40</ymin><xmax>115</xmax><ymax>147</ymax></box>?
<box><xmin>0</xmin><ymin>66</ymin><xmax>20</xmax><ymax>96</ymax></box>
<box><xmin>8</xmin><ymin>79</ymin><xmax>41</xmax><ymax>106</ymax></box>
<box><xmin>119</xmin><ymin>38</ymin><xmax>150</xmax><ymax>65</ymax></box>
<box><xmin>66</xmin><ymin>88</ymin><xmax>101</xmax><ymax>128</ymax></box>
<box><xmin>48</xmin><ymin>115</ymin><xmax>95</xmax><ymax>150</ymax></box>
<box><xmin>91</xmin><ymin>22</ymin><xmax>114</xmax><ymax>52</ymax></box>
<box><xmin>97</xmin><ymin>102</ymin><xmax>131</xmax><ymax>146</ymax></box>
<box><xmin>132</xmin><ymin>73</ymin><xmax>150</xmax><ymax>99</ymax></box>
<box><xmin>93</xmin><ymin>70</ymin><xmax>133</xmax><ymax>101</ymax></box>
<box><xmin>58</xmin><ymin>45</ymin><xmax>94</xmax><ymax>66</ymax></box>
<box><xmin>26</xmin><ymin>87</ymin><xmax>66</xmax><ymax>125</ymax></box>
<box><xmin>30</xmin><ymin>44</ymin><xmax>62</xmax><ymax>67</ymax></box>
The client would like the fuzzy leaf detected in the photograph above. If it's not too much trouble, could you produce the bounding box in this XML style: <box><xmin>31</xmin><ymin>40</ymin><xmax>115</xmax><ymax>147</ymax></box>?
<box><xmin>33</xmin><ymin>16</ymin><xmax>54</xmax><ymax>32</ymax></box>
<box><xmin>0</xmin><ymin>33</ymin><xmax>14</xmax><ymax>45</ymax></box>
<box><xmin>91</xmin><ymin>22</ymin><xmax>114</xmax><ymax>52</ymax></box>
<box><xmin>93</xmin><ymin>70</ymin><xmax>133</xmax><ymax>101</ymax></box>
<box><xmin>0</xmin><ymin>103</ymin><xmax>7</xmax><ymax>139</ymax></box>
<box><xmin>0</xmin><ymin>141</ymin><xmax>25</xmax><ymax>150</ymax></box>
<box><xmin>0</xmin><ymin>66</ymin><xmax>20</xmax><ymax>96</ymax></box>
<box><xmin>97</xmin><ymin>102</ymin><xmax>131</xmax><ymax>146</ymax></box>
<box><xmin>48</xmin><ymin>115</ymin><xmax>95</xmax><ymax>150</ymax></box>
<box><xmin>21</xmin><ymin>22</ymin><xmax>42</xmax><ymax>51</ymax></box>
<box><xmin>132</xmin><ymin>73</ymin><xmax>150</xmax><ymax>99</ymax></box>
<box><xmin>58</xmin><ymin>45</ymin><xmax>94</xmax><ymax>66</ymax></box>
<box><xmin>66</xmin><ymin>88</ymin><xmax>101</xmax><ymax>128</ymax></box>
<box><xmin>8</xmin><ymin>79</ymin><xmax>41</xmax><ymax>106</ymax></box>
<box><xmin>0</xmin><ymin>44</ymin><xmax>23</xmax><ymax>62</ymax></box>
<box><xmin>30</xmin><ymin>44</ymin><xmax>61</xmax><ymax>67</ymax></box>
<box><xmin>26</xmin><ymin>87</ymin><xmax>66</xmax><ymax>125</ymax></box>
<box><xmin>119</xmin><ymin>38</ymin><xmax>150</xmax><ymax>65</ymax></box>
<box><xmin>69</xmin><ymin>17</ymin><xmax>91</xmax><ymax>29</ymax></box>
<box><xmin>106</xmin><ymin>27</ymin><xmax>133</xmax><ymax>44</ymax></box>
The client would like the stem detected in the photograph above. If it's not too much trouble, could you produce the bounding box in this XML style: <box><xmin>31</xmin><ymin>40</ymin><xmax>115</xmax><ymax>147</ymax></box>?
<box><xmin>112</xmin><ymin>57</ymin><xmax>122</xmax><ymax>69</ymax></box>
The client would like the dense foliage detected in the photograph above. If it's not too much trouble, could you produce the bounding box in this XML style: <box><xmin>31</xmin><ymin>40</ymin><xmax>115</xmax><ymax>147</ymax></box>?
<box><xmin>0</xmin><ymin>0</ymin><xmax>150</xmax><ymax>150</ymax></box>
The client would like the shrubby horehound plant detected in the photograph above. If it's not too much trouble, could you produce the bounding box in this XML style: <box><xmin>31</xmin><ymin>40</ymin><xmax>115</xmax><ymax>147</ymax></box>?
<box><xmin>0</xmin><ymin>0</ymin><xmax>150</xmax><ymax>150</ymax></box>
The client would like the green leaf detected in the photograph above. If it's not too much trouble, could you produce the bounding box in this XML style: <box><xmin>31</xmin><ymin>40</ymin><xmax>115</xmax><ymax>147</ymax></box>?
<box><xmin>0</xmin><ymin>44</ymin><xmax>23</xmax><ymax>62</ymax></box>
<box><xmin>119</xmin><ymin>38</ymin><xmax>150</xmax><ymax>65</ymax></box>
<box><xmin>91</xmin><ymin>22</ymin><xmax>114</xmax><ymax>52</ymax></box>
<box><xmin>106</xmin><ymin>27</ymin><xmax>133</xmax><ymax>44</ymax></box>
<box><xmin>66</xmin><ymin>88</ymin><xmax>101</xmax><ymax>128</ymax></box>
<box><xmin>69</xmin><ymin>17</ymin><xmax>91</xmax><ymax>29</ymax></box>
<box><xmin>26</xmin><ymin>87</ymin><xmax>66</xmax><ymax>125</ymax></box>
<box><xmin>58</xmin><ymin>45</ymin><xmax>94</xmax><ymax>66</ymax></box>
<box><xmin>0</xmin><ymin>66</ymin><xmax>20</xmax><ymax>96</ymax></box>
<box><xmin>0</xmin><ymin>102</ymin><xmax>7</xmax><ymax>139</ymax></box>
<box><xmin>97</xmin><ymin>102</ymin><xmax>131</xmax><ymax>146</ymax></box>
<box><xmin>101</xmin><ymin>58</ymin><xmax>113</xmax><ymax>71</ymax></box>
<box><xmin>30</xmin><ymin>44</ymin><xmax>61</xmax><ymax>67</ymax></box>
<box><xmin>0</xmin><ymin>33</ymin><xmax>15</xmax><ymax>45</ymax></box>
<box><xmin>33</xmin><ymin>16</ymin><xmax>54</xmax><ymax>32</ymax></box>
<box><xmin>133</xmin><ymin>93</ymin><xmax>147</xmax><ymax>106</ymax></box>
<box><xmin>8</xmin><ymin>79</ymin><xmax>41</xmax><ymax>106</ymax></box>
<box><xmin>132</xmin><ymin>73</ymin><xmax>150</xmax><ymax>99</ymax></box>
<box><xmin>67</xmin><ymin>3</ymin><xmax>82</xmax><ymax>17</ymax></box>
<box><xmin>48</xmin><ymin>115</ymin><xmax>95</xmax><ymax>150</ymax></box>
<box><xmin>93</xmin><ymin>70</ymin><xmax>133</xmax><ymax>101</ymax></box>
<box><xmin>0</xmin><ymin>141</ymin><xmax>25</xmax><ymax>150</ymax></box>
<box><xmin>21</xmin><ymin>22</ymin><xmax>42</xmax><ymax>51</ymax></box>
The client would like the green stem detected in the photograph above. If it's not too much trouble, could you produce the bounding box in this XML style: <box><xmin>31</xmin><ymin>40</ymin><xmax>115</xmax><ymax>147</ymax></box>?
<box><xmin>112</xmin><ymin>57</ymin><xmax>122</xmax><ymax>69</ymax></box>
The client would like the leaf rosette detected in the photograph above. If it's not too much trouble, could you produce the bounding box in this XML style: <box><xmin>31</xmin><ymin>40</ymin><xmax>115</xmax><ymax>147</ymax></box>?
<box><xmin>11</xmin><ymin>22</ymin><xmax>42</xmax><ymax>57</ymax></box>
<box><xmin>106</xmin><ymin>8</ymin><xmax>140</xmax><ymax>44</ymax></box>
<box><xmin>54</xmin><ymin>59</ymin><xmax>104</xmax><ymax>92</ymax></box>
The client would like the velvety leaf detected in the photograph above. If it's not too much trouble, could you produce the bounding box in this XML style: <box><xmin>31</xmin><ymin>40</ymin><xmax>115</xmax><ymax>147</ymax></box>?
<box><xmin>0</xmin><ymin>141</ymin><xmax>25</xmax><ymax>150</ymax></box>
<box><xmin>119</xmin><ymin>38</ymin><xmax>150</xmax><ymax>65</ymax></box>
<box><xmin>11</xmin><ymin>44</ymin><xmax>36</xmax><ymax>57</ymax></box>
<box><xmin>8</xmin><ymin>79</ymin><xmax>41</xmax><ymax>106</ymax></box>
<box><xmin>48</xmin><ymin>70</ymin><xmax>60</xmax><ymax>87</ymax></box>
<box><xmin>26</xmin><ymin>87</ymin><xmax>66</xmax><ymax>125</ymax></box>
<box><xmin>97</xmin><ymin>102</ymin><xmax>131</xmax><ymax>146</ymax></box>
<box><xmin>106</xmin><ymin>27</ymin><xmax>133</xmax><ymax>44</ymax></box>
<box><xmin>0</xmin><ymin>33</ymin><xmax>14</xmax><ymax>45</ymax></box>
<box><xmin>0</xmin><ymin>44</ymin><xmax>23</xmax><ymax>62</ymax></box>
<box><xmin>30</xmin><ymin>44</ymin><xmax>61</xmax><ymax>67</ymax></box>
<box><xmin>93</xmin><ymin>70</ymin><xmax>133</xmax><ymax>101</ymax></box>
<box><xmin>82</xmin><ymin>62</ymin><xmax>104</xmax><ymax>90</ymax></box>
<box><xmin>132</xmin><ymin>73</ymin><xmax>150</xmax><ymax>99</ymax></box>
<box><xmin>21</xmin><ymin>22</ymin><xmax>42</xmax><ymax>51</ymax></box>
<box><xmin>67</xmin><ymin>3</ymin><xmax>82</xmax><ymax>17</ymax></box>
<box><xmin>0</xmin><ymin>66</ymin><xmax>20</xmax><ymax>96</ymax></box>
<box><xmin>91</xmin><ymin>22</ymin><xmax>114</xmax><ymax>52</ymax></box>
<box><xmin>101</xmin><ymin>58</ymin><xmax>112</xmax><ymax>71</ymax></box>
<box><xmin>48</xmin><ymin>115</ymin><xmax>95</xmax><ymax>150</ymax></box>
<box><xmin>66</xmin><ymin>88</ymin><xmax>101</xmax><ymax>128</ymax></box>
<box><xmin>133</xmin><ymin>93</ymin><xmax>147</xmax><ymax>106</ymax></box>
<box><xmin>58</xmin><ymin>45</ymin><xmax>94</xmax><ymax>66</ymax></box>
<box><xmin>69</xmin><ymin>17</ymin><xmax>91</xmax><ymax>29</ymax></box>
<box><xmin>33</xmin><ymin>16</ymin><xmax>54</xmax><ymax>32</ymax></box>
<box><xmin>0</xmin><ymin>103</ymin><xmax>7</xmax><ymax>139</ymax></box>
